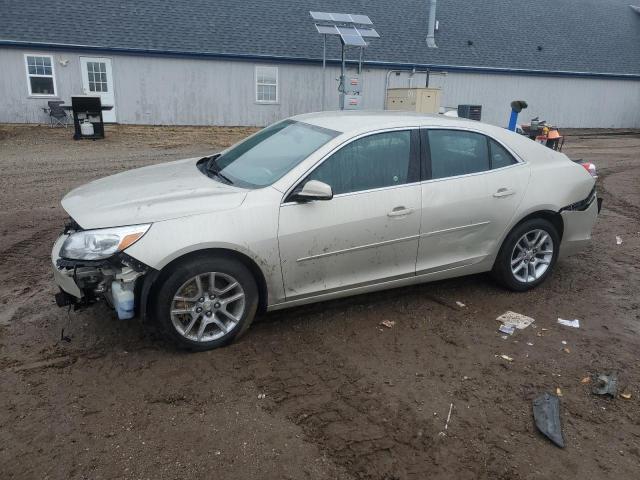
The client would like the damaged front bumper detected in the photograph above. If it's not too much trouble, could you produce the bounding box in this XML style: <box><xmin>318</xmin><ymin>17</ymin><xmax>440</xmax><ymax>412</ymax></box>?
<box><xmin>51</xmin><ymin>234</ymin><xmax>152</xmax><ymax>319</ymax></box>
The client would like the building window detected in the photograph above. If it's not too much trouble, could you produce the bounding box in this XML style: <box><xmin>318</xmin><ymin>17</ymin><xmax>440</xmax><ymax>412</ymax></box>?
<box><xmin>24</xmin><ymin>54</ymin><xmax>56</xmax><ymax>96</ymax></box>
<box><xmin>86</xmin><ymin>61</ymin><xmax>108</xmax><ymax>92</ymax></box>
<box><xmin>255</xmin><ymin>66</ymin><xmax>278</xmax><ymax>103</ymax></box>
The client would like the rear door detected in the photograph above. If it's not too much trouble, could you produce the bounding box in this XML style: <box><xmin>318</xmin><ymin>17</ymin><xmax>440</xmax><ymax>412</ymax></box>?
<box><xmin>416</xmin><ymin>129</ymin><xmax>529</xmax><ymax>274</ymax></box>
<box><xmin>481</xmin><ymin>138</ymin><xmax>530</xmax><ymax>249</ymax></box>
<box><xmin>416</xmin><ymin>129</ymin><xmax>492</xmax><ymax>273</ymax></box>
<box><xmin>278</xmin><ymin>129</ymin><xmax>422</xmax><ymax>300</ymax></box>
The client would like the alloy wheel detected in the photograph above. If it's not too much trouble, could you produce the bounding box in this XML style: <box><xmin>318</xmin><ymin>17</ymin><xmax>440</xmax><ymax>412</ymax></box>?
<box><xmin>510</xmin><ymin>229</ymin><xmax>554</xmax><ymax>283</ymax></box>
<box><xmin>170</xmin><ymin>272</ymin><xmax>245</xmax><ymax>342</ymax></box>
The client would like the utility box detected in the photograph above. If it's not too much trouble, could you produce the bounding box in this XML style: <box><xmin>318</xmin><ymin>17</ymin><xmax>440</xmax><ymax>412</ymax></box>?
<box><xmin>344</xmin><ymin>75</ymin><xmax>361</xmax><ymax>95</ymax></box>
<box><xmin>341</xmin><ymin>94</ymin><xmax>363</xmax><ymax>110</ymax></box>
<box><xmin>457</xmin><ymin>104</ymin><xmax>482</xmax><ymax>121</ymax></box>
<box><xmin>385</xmin><ymin>88</ymin><xmax>441</xmax><ymax>113</ymax></box>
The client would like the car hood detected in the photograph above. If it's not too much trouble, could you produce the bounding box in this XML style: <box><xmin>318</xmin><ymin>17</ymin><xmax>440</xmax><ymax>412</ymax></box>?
<box><xmin>62</xmin><ymin>157</ymin><xmax>247</xmax><ymax>229</ymax></box>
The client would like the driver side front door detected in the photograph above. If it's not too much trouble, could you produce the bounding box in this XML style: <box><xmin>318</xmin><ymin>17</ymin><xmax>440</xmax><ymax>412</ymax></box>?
<box><xmin>277</xmin><ymin>129</ymin><xmax>422</xmax><ymax>301</ymax></box>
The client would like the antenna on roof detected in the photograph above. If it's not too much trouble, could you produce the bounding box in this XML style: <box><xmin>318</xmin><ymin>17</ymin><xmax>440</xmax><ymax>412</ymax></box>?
<box><xmin>310</xmin><ymin>11</ymin><xmax>380</xmax><ymax>110</ymax></box>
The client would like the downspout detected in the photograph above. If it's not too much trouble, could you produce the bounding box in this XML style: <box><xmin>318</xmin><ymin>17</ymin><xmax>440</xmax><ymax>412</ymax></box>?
<box><xmin>426</xmin><ymin>0</ymin><xmax>438</xmax><ymax>48</ymax></box>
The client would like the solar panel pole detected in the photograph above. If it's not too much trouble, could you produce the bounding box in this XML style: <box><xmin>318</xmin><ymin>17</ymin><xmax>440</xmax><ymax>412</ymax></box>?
<box><xmin>339</xmin><ymin>44</ymin><xmax>346</xmax><ymax>110</ymax></box>
<box><xmin>321</xmin><ymin>34</ymin><xmax>326</xmax><ymax>111</ymax></box>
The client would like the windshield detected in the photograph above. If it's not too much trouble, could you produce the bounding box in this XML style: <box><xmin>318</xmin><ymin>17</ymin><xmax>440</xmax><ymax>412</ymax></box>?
<box><xmin>210</xmin><ymin>120</ymin><xmax>339</xmax><ymax>188</ymax></box>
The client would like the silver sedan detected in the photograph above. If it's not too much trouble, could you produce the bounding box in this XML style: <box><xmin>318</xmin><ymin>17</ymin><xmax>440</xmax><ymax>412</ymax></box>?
<box><xmin>52</xmin><ymin>112</ymin><xmax>599</xmax><ymax>350</ymax></box>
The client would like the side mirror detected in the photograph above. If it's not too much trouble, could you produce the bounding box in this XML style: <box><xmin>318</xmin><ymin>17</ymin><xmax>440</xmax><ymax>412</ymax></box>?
<box><xmin>292</xmin><ymin>180</ymin><xmax>333</xmax><ymax>202</ymax></box>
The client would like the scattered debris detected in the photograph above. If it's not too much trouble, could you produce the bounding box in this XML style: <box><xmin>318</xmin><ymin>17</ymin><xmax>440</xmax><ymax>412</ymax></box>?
<box><xmin>558</xmin><ymin>318</ymin><xmax>580</xmax><ymax>328</ymax></box>
<box><xmin>257</xmin><ymin>393</ymin><xmax>266</xmax><ymax>399</ymax></box>
<box><xmin>527</xmin><ymin>342</ymin><xmax>534</xmax><ymax>346</ymax></box>
<box><xmin>499</xmin><ymin>324</ymin><xmax>515</xmax><ymax>335</ymax></box>
<box><xmin>380</xmin><ymin>320</ymin><xmax>395</xmax><ymax>329</ymax></box>
<box><xmin>620</xmin><ymin>392</ymin><xmax>632</xmax><ymax>400</ymax></box>
<box><xmin>497</xmin><ymin>311</ymin><xmax>535</xmax><ymax>332</ymax></box>
<box><xmin>496</xmin><ymin>354</ymin><xmax>513</xmax><ymax>362</ymax></box>
<box><xmin>556</xmin><ymin>387</ymin><xmax>563</xmax><ymax>397</ymax></box>
<box><xmin>581</xmin><ymin>376</ymin><xmax>592</xmax><ymax>384</ymax></box>
<box><xmin>445</xmin><ymin>402</ymin><xmax>453</xmax><ymax>430</ymax></box>
<box><xmin>616</xmin><ymin>235</ymin><xmax>623</xmax><ymax>245</ymax></box>
<box><xmin>593</xmin><ymin>372</ymin><xmax>618</xmax><ymax>397</ymax></box>
<box><xmin>455</xmin><ymin>301</ymin><xmax>466</xmax><ymax>308</ymax></box>
<box><xmin>563</xmin><ymin>347</ymin><xmax>571</xmax><ymax>354</ymax></box>
<box><xmin>561</xmin><ymin>340</ymin><xmax>568</xmax><ymax>345</ymax></box>
<box><xmin>533</xmin><ymin>393</ymin><xmax>565</xmax><ymax>448</ymax></box>
<box><xmin>439</xmin><ymin>402</ymin><xmax>454</xmax><ymax>437</ymax></box>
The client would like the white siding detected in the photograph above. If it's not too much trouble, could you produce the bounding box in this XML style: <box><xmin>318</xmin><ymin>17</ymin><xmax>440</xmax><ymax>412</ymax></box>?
<box><xmin>1</xmin><ymin>48</ymin><xmax>639</xmax><ymax>128</ymax></box>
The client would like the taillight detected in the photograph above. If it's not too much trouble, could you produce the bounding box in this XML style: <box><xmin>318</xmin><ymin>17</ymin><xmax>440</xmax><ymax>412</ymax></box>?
<box><xmin>581</xmin><ymin>162</ymin><xmax>597</xmax><ymax>178</ymax></box>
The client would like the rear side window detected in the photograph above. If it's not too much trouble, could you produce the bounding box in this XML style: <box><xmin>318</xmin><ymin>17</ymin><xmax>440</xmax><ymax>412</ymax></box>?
<box><xmin>427</xmin><ymin>130</ymin><xmax>490</xmax><ymax>179</ymax></box>
<box><xmin>305</xmin><ymin>130</ymin><xmax>418</xmax><ymax>195</ymax></box>
<box><xmin>489</xmin><ymin>139</ymin><xmax>518</xmax><ymax>169</ymax></box>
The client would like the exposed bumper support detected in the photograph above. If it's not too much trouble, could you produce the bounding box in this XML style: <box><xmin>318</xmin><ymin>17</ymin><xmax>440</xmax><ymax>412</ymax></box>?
<box><xmin>559</xmin><ymin>194</ymin><xmax>599</xmax><ymax>258</ymax></box>
<box><xmin>51</xmin><ymin>234</ymin><xmax>151</xmax><ymax>318</ymax></box>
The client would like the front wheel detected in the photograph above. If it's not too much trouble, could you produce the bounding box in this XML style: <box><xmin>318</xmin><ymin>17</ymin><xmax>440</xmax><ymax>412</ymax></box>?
<box><xmin>153</xmin><ymin>255</ymin><xmax>258</xmax><ymax>351</ymax></box>
<box><xmin>492</xmin><ymin>218</ymin><xmax>560</xmax><ymax>291</ymax></box>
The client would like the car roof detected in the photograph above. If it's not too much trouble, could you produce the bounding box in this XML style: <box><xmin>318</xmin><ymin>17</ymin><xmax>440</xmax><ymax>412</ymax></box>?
<box><xmin>292</xmin><ymin>110</ymin><xmax>482</xmax><ymax>134</ymax></box>
<box><xmin>291</xmin><ymin>110</ymin><xmax>565</xmax><ymax>166</ymax></box>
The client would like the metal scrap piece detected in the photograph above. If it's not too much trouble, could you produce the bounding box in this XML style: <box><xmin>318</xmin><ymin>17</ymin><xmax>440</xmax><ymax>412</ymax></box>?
<box><xmin>532</xmin><ymin>393</ymin><xmax>565</xmax><ymax>448</ymax></box>
<box><xmin>592</xmin><ymin>372</ymin><xmax>618</xmax><ymax>397</ymax></box>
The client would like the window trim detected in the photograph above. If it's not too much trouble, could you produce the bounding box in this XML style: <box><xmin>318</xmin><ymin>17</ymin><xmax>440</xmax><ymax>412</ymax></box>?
<box><xmin>255</xmin><ymin>65</ymin><xmax>279</xmax><ymax>104</ymax></box>
<box><xmin>24</xmin><ymin>53</ymin><xmax>57</xmax><ymax>97</ymax></box>
<box><xmin>283</xmin><ymin>126</ymin><xmax>421</xmax><ymax>204</ymax></box>
<box><xmin>420</xmin><ymin>127</ymin><xmax>525</xmax><ymax>183</ymax></box>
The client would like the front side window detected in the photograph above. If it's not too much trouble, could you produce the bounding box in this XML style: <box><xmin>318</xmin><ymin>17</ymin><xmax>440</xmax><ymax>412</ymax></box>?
<box><xmin>25</xmin><ymin>55</ymin><xmax>56</xmax><ymax>96</ymax></box>
<box><xmin>255</xmin><ymin>66</ymin><xmax>278</xmax><ymax>103</ymax></box>
<box><xmin>305</xmin><ymin>130</ymin><xmax>416</xmax><ymax>195</ymax></box>
<box><xmin>427</xmin><ymin>130</ymin><xmax>490</xmax><ymax>179</ymax></box>
<box><xmin>212</xmin><ymin>120</ymin><xmax>339</xmax><ymax>188</ymax></box>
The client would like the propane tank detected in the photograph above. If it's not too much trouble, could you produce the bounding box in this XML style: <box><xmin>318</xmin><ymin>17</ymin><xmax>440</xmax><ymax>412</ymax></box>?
<box><xmin>80</xmin><ymin>119</ymin><xmax>94</xmax><ymax>136</ymax></box>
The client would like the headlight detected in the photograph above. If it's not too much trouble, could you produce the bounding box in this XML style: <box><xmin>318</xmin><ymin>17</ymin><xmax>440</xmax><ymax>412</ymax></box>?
<box><xmin>60</xmin><ymin>224</ymin><xmax>151</xmax><ymax>260</ymax></box>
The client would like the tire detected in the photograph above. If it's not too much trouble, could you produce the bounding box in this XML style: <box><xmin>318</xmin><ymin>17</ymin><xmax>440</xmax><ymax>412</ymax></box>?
<box><xmin>492</xmin><ymin>218</ymin><xmax>560</xmax><ymax>292</ymax></box>
<box><xmin>153</xmin><ymin>255</ymin><xmax>258</xmax><ymax>351</ymax></box>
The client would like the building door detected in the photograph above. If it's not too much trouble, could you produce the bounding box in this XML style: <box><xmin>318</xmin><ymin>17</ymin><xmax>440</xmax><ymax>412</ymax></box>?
<box><xmin>80</xmin><ymin>57</ymin><xmax>116</xmax><ymax>122</ymax></box>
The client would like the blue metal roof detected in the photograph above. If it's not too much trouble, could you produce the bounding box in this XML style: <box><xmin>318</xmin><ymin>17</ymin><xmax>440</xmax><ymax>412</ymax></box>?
<box><xmin>1</xmin><ymin>0</ymin><xmax>639</xmax><ymax>77</ymax></box>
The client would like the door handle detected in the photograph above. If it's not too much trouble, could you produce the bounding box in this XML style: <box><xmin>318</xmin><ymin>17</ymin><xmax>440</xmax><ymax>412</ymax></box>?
<box><xmin>493</xmin><ymin>188</ymin><xmax>516</xmax><ymax>198</ymax></box>
<box><xmin>387</xmin><ymin>206</ymin><xmax>414</xmax><ymax>217</ymax></box>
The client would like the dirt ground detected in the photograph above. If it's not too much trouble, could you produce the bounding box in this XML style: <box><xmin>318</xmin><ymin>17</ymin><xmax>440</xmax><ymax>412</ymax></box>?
<box><xmin>0</xmin><ymin>124</ymin><xmax>639</xmax><ymax>480</ymax></box>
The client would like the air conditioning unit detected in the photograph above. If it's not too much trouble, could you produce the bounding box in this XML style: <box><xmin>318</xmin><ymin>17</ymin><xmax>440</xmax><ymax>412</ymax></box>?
<box><xmin>385</xmin><ymin>88</ymin><xmax>442</xmax><ymax>113</ymax></box>
<box><xmin>457</xmin><ymin>104</ymin><xmax>482</xmax><ymax>121</ymax></box>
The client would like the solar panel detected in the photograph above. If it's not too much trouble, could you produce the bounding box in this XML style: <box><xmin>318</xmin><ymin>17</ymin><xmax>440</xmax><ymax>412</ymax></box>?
<box><xmin>356</xmin><ymin>27</ymin><xmax>380</xmax><ymax>38</ymax></box>
<box><xmin>310</xmin><ymin>11</ymin><xmax>373</xmax><ymax>26</ymax></box>
<box><xmin>337</xmin><ymin>26</ymin><xmax>367</xmax><ymax>46</ymax></box>
<box><xmin>315</xmin><ymin>24</ymin><xmax>338</xmax><ymax>35</ymax></box>
<box><xmin>330</xmin><ymin>13</ymin><xmax>353</xmax><ymax>23</ymax></box>
<box><xmin>349</xmin><ymin>14</ymin><xmax>373</xmax><ymax>25</ymax></box>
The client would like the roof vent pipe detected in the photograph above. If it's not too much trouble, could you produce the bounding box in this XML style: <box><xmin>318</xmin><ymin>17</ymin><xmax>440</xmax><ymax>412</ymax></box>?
<box><xmin>426</xmin><ymin>0</ymin><xmax>438</xmax><ymax>48</ymax></box>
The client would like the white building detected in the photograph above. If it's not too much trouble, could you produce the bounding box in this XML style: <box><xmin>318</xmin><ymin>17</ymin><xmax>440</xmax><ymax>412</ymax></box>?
<box><xmin>1</xmin><ymin>0</ymin><xmax>639</xmax><ymax>128</ymax></box>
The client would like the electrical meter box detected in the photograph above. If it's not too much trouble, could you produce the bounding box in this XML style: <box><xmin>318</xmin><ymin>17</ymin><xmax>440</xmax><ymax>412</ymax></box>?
<box><xmin>385</xmin><ymin>88</ymin><xmax>442</xmax><ymax>113</ymax></box>
<box><xmin>341</xmin><ymin>94</ymin><xmax>362</xmax><ymax>110</ymax></box>
<box><xmin>344</xmin><ymin>75</ymin><xmax>361</xmax><ymax>95</ymax></box>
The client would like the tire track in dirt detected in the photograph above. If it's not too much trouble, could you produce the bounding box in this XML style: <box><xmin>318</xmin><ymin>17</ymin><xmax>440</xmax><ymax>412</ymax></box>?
<box><xmin>238</xmin><ymin>330</ymin><xmax>445</xmax><ymax>480</ymax></box>
<box><xmin>596</xmin><ymin>166</ymin><xmax>640</xmax><ymax>222</ymax></box>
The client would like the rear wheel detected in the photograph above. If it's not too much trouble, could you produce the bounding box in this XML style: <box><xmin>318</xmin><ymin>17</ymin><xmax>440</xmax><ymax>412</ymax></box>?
<box><xmin>492</xmin><ymin>218</ymin><xmax>560</xmax><ymax>291</ymax></box>
<box><xmin>153</xmin><ymin>255</ymin><xmax>258</xmax><ymax>351</ymax></box>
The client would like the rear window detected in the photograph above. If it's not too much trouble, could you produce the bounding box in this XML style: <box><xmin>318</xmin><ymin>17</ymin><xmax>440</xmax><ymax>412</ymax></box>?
<box><xmin>428</xmin><ymin>130</ymin><xmax>490</xmax><ymax>179</ymax></box>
